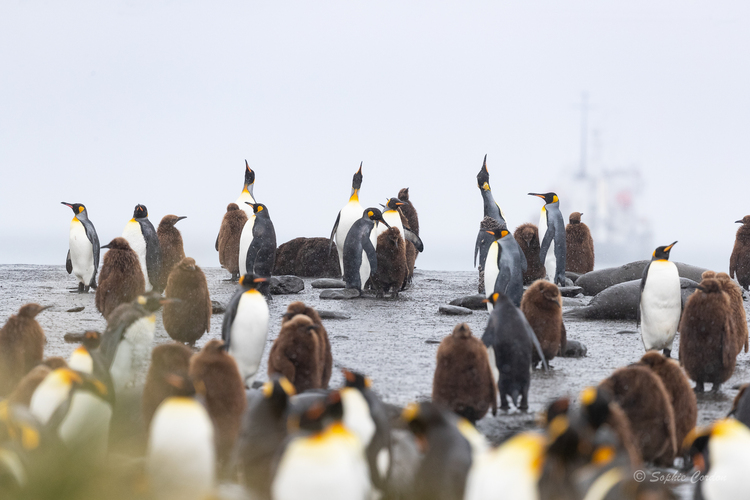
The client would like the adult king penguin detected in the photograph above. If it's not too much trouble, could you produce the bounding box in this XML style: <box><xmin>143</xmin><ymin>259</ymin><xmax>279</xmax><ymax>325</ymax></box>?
<box><xmin>483</xmin><ymin>228</ymin><xmax>527</xmax><ymax>309</ymax></box>
<box><xmin>236</xmin><ymin>159</ymin><xmax>256</xmax><ymax>218</ymax></box>
<box><xmin>241</xmin><ymin>203</ymin><xmax>276</xmax><ymax>297</ymax></box>
<box><xmin>637</xmin><ymin>242</ymin><xmax>680</xmax><ymax>358</ymax></box>
<box><xmin>474</xmin><ymin>156</ymin><xmax>509</xmax><ymax>273</ymax></box>
<box><xmin>222</xmin><ymin>274</ymin><xmax>270</xmax><ymax>388</ymax></box>
<box><xmin>377</xmin><ymin>198</ymin><xmax>424</xmax><ymax>251</ymax></box>
<box><xmin>330</xmin><ymin>162</ymin><xmax>366</xmax><ymax>276</ymax></box>
<box><xmin>529</xmin><ymin>192</ymin><xmax>567</xmax><ymax>286</ymax></box>
<box><xmin>342</xmin><ymin>208</ymin><xmax>390</xmax><ymax>294</ymax></box>
<box><xmin>61</xmin><ymin>202</ymin><xmax>100</xmax><ymax>293</ymax></box>
<box><xmin>122</xmin><ymin>204</ymin><xmax>162</xmax><ymax>292</ymax></box>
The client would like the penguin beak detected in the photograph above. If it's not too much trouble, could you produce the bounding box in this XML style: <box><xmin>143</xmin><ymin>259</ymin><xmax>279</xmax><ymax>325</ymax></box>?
<box><xmin>357</xmin><ymin>162</ymin><xmax>362</xmax><ymax>174</ymax></box>
<box><xmin>101</xmin><ymin>243</ymin><xmax>111</xmax><ymax>249</ymax></box>
<box><xmin>253</xmin><ymin>277</ymin><xmax>268</xmax><ymax>283</ymax></box>
<box><xmin>485</xmin><ymin>231</ymin><xmax>495</xmax><ymax>236</ymax></box>
<box><xmin>61</xmin><ymin>202</ymin><xmax>73</xmax><ymax>208</ymax></box>
<box><xmin>736</xmin><ymin>220</ymin><xmax>744</xmax><ymax>224</ymax></box>
<box><xmin>664</xmin><ymin>241</ymin><xmax>678</xmax><ymax>252</ymax></box>
<box><xmin>39</xmin><ymin>305</ymin><xmax>53</xmax><ymax>312</ymax></box>
<box><xmin>176</xmin><ymin>216</ymin><xmax>187</xmax><ymax>222</ymax></box>
<box><xmin>528</xmin><ymin>193</ymin><xmax>546</xmax><ymax>200</ymax></box>
<box><xmin>378</xmin><ymin>218</ymin><xmax>391</xmax><ymax>229</ymax></box>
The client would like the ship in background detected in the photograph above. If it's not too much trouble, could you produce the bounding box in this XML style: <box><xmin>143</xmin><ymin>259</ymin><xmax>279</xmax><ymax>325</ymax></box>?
<box><xmin>545</xmin><ymin>93</ymin><xmax>653</xmax><ymax>268</ymax></box>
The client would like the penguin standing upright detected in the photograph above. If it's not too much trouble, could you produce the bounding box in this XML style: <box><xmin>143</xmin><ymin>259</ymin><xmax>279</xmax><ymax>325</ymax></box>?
<box><xmin>521</xmin><ymin>280</ymin><xmax>566</xmax><ymax>366</ymax></box>
<box><xmin>156</xmin><ymin>214</ymin><xmax>186</xmax><ymax>291</ymax></box>
<box><xmin>476</xmin><ymin>155</ymin><xmax>508</xmax><ymax>228</ymax></box>
<box><xmin>637</xmin><ymin>242</ymin><xmax>681</xmax><ymax>357</ymax></box>
<box><xmin>475</xmin><ymin>217</ymin><xmax>503</xmax><ymax>294</ymax></box>
<box><xmin>529</xmin><ymin>192</ymin><xmax>567</xmax><ymax>285</ymax></box>
<box><xmin>61</xmin><ymin>202</ymin><xmax>100</xmax><ymax>293</ymax></box>
<box><xmin>216</xmin><ymin>203</ymin><xmax>247</xmax><ymax>281</ymax></box>
<box><xmin>236</xmin><ymin>159</ymin><xmax>256</xmax><ymax>217</ymax></box>
<box><xmin>483</xmin><ymin>228</ymin><xmax>527</xmax><ymax>309</ymax></box>
<box><xmin>222</xmin><ymin>274</ymin><xmax>270</xmax><ymax>388</ymax></box>
<box><xmin>0</xmin><ymin>303</ymin><xmax>50</xmax><ymax>397</ymax></box>
<box><xmin>372</xmin><ymin>227</ymin><xmax>408</xmax><ymax>298</ymax></box>
<box><xmin>565</xmin><ymin>212</ymin><xmax>594</xmax><ymax>274</ymax></box>
<box><xmin>122</xmin><ymin>204</ymin><xmax>162</xmax><ymax>292</ymax></box>
<box><xmin>281</xmin><ymin>302</ymin><xmax>333</xmax><ymax>387</ymax></box>
<box><xmin>267</xmin><ymin>314</ymin><xmax>325</xmax><ymax>393</ymax></box>
<box><xmin>730</xmin><ymin>215</ymin><xmax>750</xmax><ymax>290</ymax></box>
<box><xmin>242</xmin><ymin>203</ymin><xmax>276</xmax><ymax>297</ymax></box>
<box><xmin>342</xmin><ymin>208</ymin><xmax>390</xmax><ymax>294</ymax></box>
<box><xmin>397</xmin><ymin>187</ymin><xmax>420</xmax><ymax>284</ymax></box>
<box><xmin>142</xmin><ymin>343</ymin><xmax>194</xmax><ymax>429</ymax></box>
<box><xmin>376</xmin><ymin>198</ymin><xmax>424</xmax><ymax>252</ymax></box>
<box><xmin>162</xmin><ymin>257</ymin><xmax>211</xmax><ymax>346</ymax></box>
<box><xmin>513</xmin><ymin>223</ymin><xmax>546</xmax><ymax>285</ymax></box>
<box><xmin>95</xmin><ymin>237</ymin><xmax>146</xmax><ymax>319</ymax></box>
<box><xmin>330</xmin><ymin>163</ymin><xmax>365</xmax><ymax>276</ymax></box>
<box><xmin>688</xmin><ymin>419</ymin><xmax>750</xmax><ymax>500</ymax></box>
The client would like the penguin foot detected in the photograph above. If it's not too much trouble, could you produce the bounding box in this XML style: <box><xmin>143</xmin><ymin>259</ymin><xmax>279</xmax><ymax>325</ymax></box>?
<box><xmin>663</xmin><ymin>348</ymin><xmax>671</xmax><ymax>358</ymax></box>
<box><xmin>710</xmin><ymin>383</ymin><xmax>722</xmax><ymax>393</ymax></box>
<box><xmin>694</xmin><ymin>382</ymin><xmax>705</xmax><ymax>393</ymax></box>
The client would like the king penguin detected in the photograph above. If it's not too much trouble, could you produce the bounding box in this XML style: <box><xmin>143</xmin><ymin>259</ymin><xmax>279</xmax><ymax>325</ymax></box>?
<box><xmin>330</xmin><ymin>162</ymin><xmax>366</xmax><ymax>276</ymax></box>
<box><xmin>241</xmin><ymin>202</ymin><xmax>276</xmax><ymax>297</ymax></box>
<box><xmin>476</xmin><ymin>155</ymin><xmax>508</xmax><ymax>227</ymax></box>
<box><xmin>529</xmin><ymin>192</ymin><xmax>567</xmax><ymax>286</ymax></box>
<box><xmin>236</xmin><ymin>159</ymin><xmax>256</xmax><ymax>217</ymax></box>
<box><xmin>122</xmin><ymin>204</ymin><xmax>162</xmax><ymax>292</ymax></box>
<box><xmin>377</xmin><ymin>198</ymin><xmax>424</xmax><ymax>251</ymax></box>
<box><xmin>343</xmin><ymin>208</ymin><xmax>390</xmax><ymax>294</ymax></box>
<box><xmin>61</xmin><ymin>202</ymin><xmax>100</xmax><ymax>293</ymax></box>
<box><xmin>483</xmin><ymin>228</ymin><xmax>527</xmax><ymax>310</ymax></box>
<box><xmin>222</xmin><ymin>274</ymin><xmax>270</xmax><ymax>388</ymax></box>
<box><xmin>637</xmin><ymin>242</ymin><xmax>681</xmax><ymax>358</ymax></box>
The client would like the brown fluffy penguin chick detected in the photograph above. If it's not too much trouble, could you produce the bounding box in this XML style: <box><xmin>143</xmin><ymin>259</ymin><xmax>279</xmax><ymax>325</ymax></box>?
<box><xmin>431</xmin><ymin>323</ymin><xmax>497</xmax><ymax>423</ymax></box>
<box><xmin>142</xmin><ymin>343</ymin><xmax>194</xmax><ymax>429</ymax></box>
<box><xmin>371</xmin><ymin>227</ymin><xmax>407</xmax><ymax>298</ymax></box>
<box><xmin>156</xmin><ymin>214</ymin><xmax>187</xmax><ymax>291</ymax></box>
<box><xmin>189</xmin><ymin>339</ymin><xmax>247</xmax><ymax>468</ymax></box>
<box><xmin>565</xmin><ymin>212</ymin><xmax>594</xmax><ymax>274</ymax></box>
<box><xmin>521</xmin><ymin>280</ymin><xmax>566</xmax><ymax>366</ymax></box>
<box><xmin>730</xmin><ymin>215</ymin><xmax>750</xmax><ymax>290</ymax></box>
<box><xmin>398</xmin><ymin>188</ymin><xmax>420</xmax><ymax>284</ymax></box>
<box><xmin>217</xmin><ymin>203</ymin><xmax>248</xmax><ymax>280</ymax></box>
<box><xmin>0</xmin><ymin>303</ymin><xmax>50</xmax><ymax>397</ymax></box>
<box><xmin>599</xmin><ymin>365</ymin><xmax>677</xmax><ymax>466</ymax></box>
<box><xmin>162</xmin><ymin>257</ymin><xmax>211</xmax><ymax>346</ymax></box>
<box><xmin>716</xmin><ymin>272</ymin><xmax>749</xmax><ymax>353</ymax></box>
<box><xmin>679</xmin><ymin>277</ymin><xmax>737</xmax><ymax>393</ymax></box>
<box><xmin>514</xmin><ymin>223</ymin><xmax>546</xmax><ymax>285</ymax></box>
<box><xmin>636</xmin><ymin>351</ymin><xmax>697</xmax><ymax>452</ymax></box>
<box><xmin>267</xmin><ymin>314</ymin><xmax>325</xmax><ymax>393</ymax></box>
<box><xmin>96</xmin><ymin>237</ymin><xmax>145</xmax><ymax>319</ymax></box>
<box><xmin>281</xmin><ymin>301</ymin><xmax>332</xmax><ymax>388</ymax></box>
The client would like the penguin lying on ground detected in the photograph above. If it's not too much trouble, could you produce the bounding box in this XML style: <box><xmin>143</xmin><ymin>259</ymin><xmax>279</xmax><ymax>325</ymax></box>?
<box><xmin>61</xmin><ymin>202</ymin><xmax>100</xmax><ymax>293</ymax></box>
<box><xmin>122</xmin><ymin>204</ymin><xmax>162</xmax><ymax>292</ymax></box>
<box><xmin>330</xmin><ymin>162</ymin><xmax>365</xmax><ymax>277</ymax></box>
<box><xmin>156</xmin><ymin>214</ymin><xmax>187</xmax><ymax>291</ymax></box>
<box><xmin>95</xmin><ymin>237</ymin><xmax>145</xmax><ymax>319</ymax></box>
<box><xmin>0</xmin><ymin>303</ymin><xmax>50</xmax><ymax>397</ymax></box>
<box><xmin>216</xmin><ymin>203</ymin><xmax>247</xmax><ymax>281</ymax></box>
<box><xmin>637</xmin><ymin>242</ymin><xmax>681</xmax><ymax>358</ymax></box>
<box><xmin>529</xmin><ymin>192</ymin><xmax>567</xmax><ymax>286</ymax></box>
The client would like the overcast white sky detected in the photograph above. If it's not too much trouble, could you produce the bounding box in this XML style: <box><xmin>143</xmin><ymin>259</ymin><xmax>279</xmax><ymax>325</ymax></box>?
<box><xmin>1</xmin><ymin>1</ymin><xmax>748</xmax><ymax>272</ymax></box>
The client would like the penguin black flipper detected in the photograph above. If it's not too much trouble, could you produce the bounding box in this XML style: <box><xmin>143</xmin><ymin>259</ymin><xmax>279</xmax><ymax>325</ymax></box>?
<box><xmin>138</xmin><ymin>219</ymin><xmax>162</xmax><ymax>290</ymax></box>
<box><xmin>539</xmin><ymin>222</ymin><xmax>555</xmax><ymax>266</ymax></box>
<box><xmin>66</xmin><ymin>250</ymin><xmax>73</xmax><ymax>274</ymax></box>
<box><xmin>403</xmin><ymin>228</ymin><xmax>424</xmax><ymax>252</ymax></box>
<box><xmin>81</xmin><ymin>218</ymin><xmax>100</xmax><ymax>288</ymax></box>
<box><xmin>362</xmin><ymin>232</ymin><xmax>378</xmax><ymax>275</ymax></box>
<box><xmin>329</xmin><ymin>211</ymin><xmax>341</xmax><ymax>254</ymax></box>
<box><xmin>246</xmin><ymin>218</ymin><xmax>276</xmax><ymax>277</ymax></box>
<box><xmin>221</xmin><ymin>289</ymin><xmax>244</xmax><ymax>349</ymax></box>
<box><xmin>522</xmin><ymin>315</ymin><xmax>549</xmax><ymax>371</ymax></box>
<box><xmin>474</xmin><ymin>229</ymin><xmax>494</xmax><ymax>269</ymax></box>
<box><xmin>636</xmin><ymin>262</ymin><xmax>652</xmax><ymax>328</ymax></box>
<box><xmin>215</xmin><ymin>233</ymin><xmax>219</xmax><ymax>252</ymax></box>
<box><xmin>520</xmin><ymin>246</ymin><xmax>528</xmax><ymax>273</ymax></box>
<box><xmin>97</xmin><ymin>305</ymin><xmax>146</xmax><ymax>368</ymax></box>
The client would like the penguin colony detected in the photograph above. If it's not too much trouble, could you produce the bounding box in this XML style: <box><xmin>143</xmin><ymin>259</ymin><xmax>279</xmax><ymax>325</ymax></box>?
<box><xmin>0</xmin><ymin>159</ymin><xmax>747</xmax><ymax>499</ymax></box>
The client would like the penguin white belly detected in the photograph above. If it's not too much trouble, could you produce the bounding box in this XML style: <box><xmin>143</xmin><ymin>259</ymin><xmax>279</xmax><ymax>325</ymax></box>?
<box><xmin>358</xmin><ymin>249</ymin><xmax>371</xmax><ymax>291</ymax></box>
<box><xmin>29</xmin><ymin>374</ymin><xmax>73</xmax><ymax>425</ymax></box>
<box><xmin>342</xmin><ymin>388</ymin><xmax>376</xmax><ymax>449</ymax></box>
<box><xmin>228</xmin><ymin>292</ymin><xmax>269</xmax><ymax>387</ymax></box>
<box><xmin>486</xmin><ymin>347</ymin><xmax>500</xmax><ymax>386</ymax></box>
<box><xmin>640</xmin><ymin>263</ymin><xmax>681</xmax><ymax>351</ymax></box>
<box><xmin>122</xmin><ymin>220</ymin><xmax>151</xmax><ymax>292</ymax></box>
<box><xmin>378</xmin><ymin>211</ymin><xmax>404</xmax><ymax>238</ymax></box>
<box><xmin>69</xmin><ymin>220</ymin><xmax>94</xmax><ymax>285</ymax></box>
<box><xmin>272</xmin><ymin>427</ymin><xmax>371</xmax><ymax>500</ymax></box>
<box><xmin>236</xmin><ymin>191</ymin><xmax>255</xmax><ymax>218</ymax></box>
<box><xmin>484</xmin><ymin>242</ymin><xmax>500</xmax><ymax>312</ymax></box>
<box><xmin>336</xmin><ymin>201</ymin><xmax>364</xmax><ymax>273</ymax></box>
<box><xmin>110</xmin><ymin>316</ymin><xmax>156</xmax><ymax>392</ymax></box>
<box><xmin>147</xmin><ymin>397</ymin><xmax>215</xmax><ymax>500</ymax></box>
<box><xmin>538</xmin><ymin>210</ymin><xmax>556</xmax><ymax>280</ymax></box>
<box><xmin>59</xmin><ymin>391</ymin><xmax>112</xmax><ymax>459</ymax></box>
<box><xmin>238</xmin><ymin>216</ymin><xmax>256</xmax><ymax>276</ymax></box>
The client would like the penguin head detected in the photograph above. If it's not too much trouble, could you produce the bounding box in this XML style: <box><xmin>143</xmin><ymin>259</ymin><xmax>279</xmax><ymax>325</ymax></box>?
<box><xmin>528</xmin><ymin>192</ymin><xmax>559</xmax><ymax>204</ymax></box>
<box><xmin>476</xmin><ymin>154</ymin><xmax>491</xmax><ymax>191</ymax></box>
<box><xmin>652</xmin><ymin>241</ymin><xmax>677</xmax><ymax>260</ymax></box>
<box><xmin>451</xmin><ymin>322</ymin><xmax>473</xmax><ymax>340</ymax></box>
<box><xmin>401</xmin><ymin>402</ymin><xmax>450</xmax><ymax>451</ymax></box>
<box><xmin>159</xmin><ymin>214</ymin><xmax>187</xmax><ymax>228</ymax></box>
<box><xmin>579</xmin><ymin>386</ymin><xmax>613</xmax><ymax>430</ymax></box>
<box><xmin>163</xmin><ymin>372</ymin><xmax>197</xmax><ymax>398</ymax></box>
<box><xmin>101</xmin><ymin>237</ymin><xmax>132</xmax><ymax>251</ymax></box>
<box><xmin>67</xmin><ymin>346</ymin><xmax>94</xmax><ymax>374</ymax></box>
<box><xmin>342</xmin><ymin>369</ymin><xmax>372</xmax><ymax>390</ymax></box>
<box><xmin>351</xmin><ymin>162</ymin><xmax>363</xmax><ymax>191</ymax></box>
<box><xmin>484</xmin><ymin>228</ymin><xmax>510</xmax><ymax>241</ymax></box>
<box><xmin>398</xmin><ymin>187</ymin><xmax>409</xmax><ymax>202</ymax></box>
<box><xmin>239</xmin><ymin>273</ymin><xmax>267</xmax><ymax>290</ymax></box>
<box><xmin>61</xmin><ymin>202</ymin><xmax>88</xmax><ymax>219</ymax></box>
<box><xmin>290</xmin><ymin>390</ymin><xmax>344</xmax><ymax>433</ymax></box>
<box><xmin>483</xmin><ymin>291</ymin><xmax>506</xmax><ymax>307</ymax></box>
<box><xmin>683</xmin><ymin>426</ymin><xmax>712</xmax><ymax>473</ymax></box>
<box><xmin>637</xmin><ymin>351</ymin><xmax>668</xmax><ymax>370</ymax></box>
<box><xmin>736</xmin><ymin>216</ymin><xmax>750</xmax><ymax>225</ymax></box>
<box><xmin>81</xmin><ymin>330</ymin><xmax>101</xmax><ymax>351</ymax></box>
<box><xmin>132</xmin><ymin>204</ymin><xmax>148</xmax><ymax>219</ymax></box>
<box><xmin>176</xmin><ymin>257</ymin><xmax>197</xmax><ymax>272</ymax></box>
<box><xmin>243</xmin><ymin>159</ymin><xmax>256</xmax><ymax>191</ymax></box>
<box><xmin>383</xmin><ymin>198</ymin><xmax>405</xmax><ymax>211</ymax></box>
<box><xmin>569</xmin><ymin>212</ymin><xmax>583</xmax><ymax>224</ymax></box>
<box><xmin>17</xmin><ymin>304</ymin><xmax>51</xmax><ymax>319</ymax></box>
<box><xmin>363</xmin><ymin>208</ymin><xmax>391</xmax><ymax>228</ymax></box>
<box><xmin>136</xmin><ymin>291</ymin><xmax>172</xmax><ymax>313</ymax></box>
<box><xmin>246</xmin><ymin>202</ymin><xmax>269</xmax><ymax>217</ymax></box>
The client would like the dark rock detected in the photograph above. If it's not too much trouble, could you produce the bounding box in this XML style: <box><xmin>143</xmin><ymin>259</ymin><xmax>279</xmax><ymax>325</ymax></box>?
<box><xmin>334</xmin><ymin>335</ymin><xmax>349</xmax><ymax>340</ymax></box>
<box><xmin>273</xmin><ymin>237</ymin><xmax>341</xmax><ymax>278</ymax></box>
<box><xmin>312</xmin><ymin>279</ymin><xmax>346</xmax><ymax>289</ymax></box>
<box><xmin>449</xmin><ymin>294</ymin><xmax>487</xmax><ymax>310</ymax></box>
<box><xmin>317</xmin><ymin>310</ymin><xmax>351</xmax><ymax>320</ymax></box>
<box><xmin>273</xmin><ymin>237</ymin><xmax>307</xmax><ymax>275</ymax></box>
<box><xmin>320</xmin><ymin>288</ymin><xmax>360</xmax><ymax>300</ymax></box>
<box><xmin>66</xmin><ymin>306</ymin><xmax>85</xmax><ymax>313</ymax></box>
<box><xmin>558</xmin><ymin>286</ymin><xmax>584</xmax><ymax>297</ymax></box>
<box><xmin>270</xmin><ymin>276</ymin><xmax>304</xmax><ymax>295</ymax></box>
<box><xmin>438</xmin><ymin>305</ymin><xmax>473</xmax><ymax>316</ymax></box>
<box><xmin>425</xmin><ymin>339</ymin><xmax>442</xmax><ymax>344</ymax></box>
<box><xmin>211</xmin><ymin>300</ymin><xmax>225</xmax><ymax>314</ymax></box>
<box><xmin>562</xmin><ymin>340</ymin><xmax>587</xmax><ymax>358</ymax></box>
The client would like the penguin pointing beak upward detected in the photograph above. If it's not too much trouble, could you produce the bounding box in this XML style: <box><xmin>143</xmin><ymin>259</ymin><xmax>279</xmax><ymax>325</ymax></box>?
<box><xmin>664</xmin><ymin>241</ymin><xmax>678</xmax><ymax>252</ymax></box>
